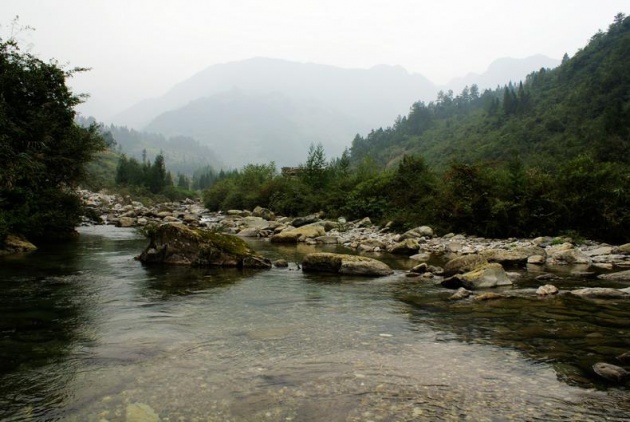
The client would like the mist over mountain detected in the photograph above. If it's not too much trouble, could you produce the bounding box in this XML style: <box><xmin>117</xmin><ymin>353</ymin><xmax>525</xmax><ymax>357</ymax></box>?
<box><xmin>112</xmin><ymin>56</ymin><xmax>559</xmax><ymax>168</ymax></box>
<box><xmin>445</xmin><ymin>55</ymin><xmax>560</xmax><ymax>93</ymax></box>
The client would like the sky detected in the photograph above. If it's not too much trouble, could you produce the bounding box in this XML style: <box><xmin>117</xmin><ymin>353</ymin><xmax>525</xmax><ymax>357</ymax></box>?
<box><xmin>3</xmin><ymin>0</ymin><xmax>628</xmax><ymax>120</ymax></box>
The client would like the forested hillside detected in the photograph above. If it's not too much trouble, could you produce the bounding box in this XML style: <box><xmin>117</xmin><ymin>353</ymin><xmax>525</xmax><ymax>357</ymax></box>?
<box><xmin>203</xmin><ymin>15</ymin><xmax>630</xmax><ymax>243</ymax></box>
<box><xmin>350</xmin><ymin>14</ymin><xmax>630</xmax><ymax>170</ymax></box>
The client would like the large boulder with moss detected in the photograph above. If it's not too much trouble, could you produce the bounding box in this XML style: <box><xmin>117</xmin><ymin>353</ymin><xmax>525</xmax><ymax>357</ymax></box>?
<box><xmin>137</xmin><ymin>223</ymin><xmax>271</xmax><ymax>268</ymax></box>
<box><xmin>302</xmin><ymin>252</ymin><xmax>393</xmax><ymax>277</ymax></box>
<box><xmin>0</xmin><ymin>234</ymin><xmax>38</xmax><ymax>255</ymax></box>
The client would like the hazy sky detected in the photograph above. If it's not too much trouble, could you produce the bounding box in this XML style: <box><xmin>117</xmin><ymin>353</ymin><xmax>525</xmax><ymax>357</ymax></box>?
<box><xmin>3</xmin><ymin>0</ymin><xmax>627</xmax><ymax>119</ymax></box>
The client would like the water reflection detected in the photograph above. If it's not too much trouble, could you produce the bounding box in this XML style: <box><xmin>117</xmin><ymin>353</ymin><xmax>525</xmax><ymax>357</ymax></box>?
<box><xmin>140</xmin><ymin>265</ymin><xmax>255</xmax><ymax>298</ymax></box>
<box><xmin>395</xmin><ymin>276</ymin><xmax>630</xmax><ymax>389</ymax></box>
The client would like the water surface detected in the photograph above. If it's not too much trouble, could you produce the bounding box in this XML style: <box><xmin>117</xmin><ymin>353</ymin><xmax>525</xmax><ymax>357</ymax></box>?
<box><xmin>1</xmin><ymin>226</ymin><xmax>629</xmax><ymax>421</ymax></box>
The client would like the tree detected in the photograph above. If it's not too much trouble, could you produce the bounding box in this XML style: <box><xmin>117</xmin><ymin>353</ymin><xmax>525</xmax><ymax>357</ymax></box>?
<box><xmin>0</xmin><ymin>29</ymin><xmax>105</xmax><ymax>241</ymax></box>
<box><xmin>301</xmin><ymin>142</ymin><xmax>328</xmax><ymax>189</ymax></box>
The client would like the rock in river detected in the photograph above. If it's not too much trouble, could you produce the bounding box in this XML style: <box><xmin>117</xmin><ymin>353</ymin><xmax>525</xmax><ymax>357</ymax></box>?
<box><xmin>592</xmin><ymin>362</ymin><xmax>629</xmax><ymax>383</ymax></box>
<box><xmin>137</xmin><ymin>223</ymin><xmax>271</xmax><ymax>268</ymax></box>
<box><xmin>302</xmin><ymin>252</ymin><xmax>393</xmax><ymax>277</ymax></box>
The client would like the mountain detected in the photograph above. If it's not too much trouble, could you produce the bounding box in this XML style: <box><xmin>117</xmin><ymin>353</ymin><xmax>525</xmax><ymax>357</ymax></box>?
<box><xmin>445</xmin><ymin>55</ymin><xmax>560</xmax><ymax>93</ymax></box>
<box><xmin>113</xmin><ymin>58</ymin><xmax>437</xmax><ymax>130</ymax></box>
<box><xmin>113</xmin><ymin>58</ymin><xmax>438</xmax><ymax>167</ymax></box>
<box><xmin>349</xmin><ymin>15</ymin><xmax>630</xmax><ymax>170</ymax></box>
<box><xmin>112</xmin><ymin>56</ymin><xmax>562</xmax><ymax>168</ymax></box>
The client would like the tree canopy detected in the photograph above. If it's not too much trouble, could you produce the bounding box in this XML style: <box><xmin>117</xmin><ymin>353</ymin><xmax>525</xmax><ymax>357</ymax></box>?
<box><xmin>0</xmin><ymin>31</ymin><xmax>105</xmax><ymax>242</ymax></box>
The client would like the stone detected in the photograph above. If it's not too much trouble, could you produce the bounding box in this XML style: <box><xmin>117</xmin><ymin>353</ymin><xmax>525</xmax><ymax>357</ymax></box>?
<box><xmin>527</xmin><ymin>255</ymin><xmax>546</xmax><ymax>265</ymax></box>
<box><xmin>614</xmin><ymin>243</ymin><xmax>630</xmax><ymax>254</ymax></box>
<box><xmin>597</xmin><ymin>269</ymin><xmax>630</xmax><ymax>281</ymax></box>
<box><xmin>315</xmin><ymin>236</ymin><xmax>339</xmax><ymax>244</ymax></box>
<box><xmin>569</xmin><ymin>288</ymin><xmax>630</xmax><ymax>299</ymax></box>
<box><xmin>410</xmin><ymin>263</ymin><xmax>428</xmax><ymax>274</ymax></box>
<box><xmin>583</xmin><ymin>246</ymin><xmax>613</xmax><ymax>256</ymax></box>
<box><xmin>388</xmin><ymin>238</ymin><xmax>421</xmax><ymax>255</ymax></box>
<box><xmin>252</xmin><ymin>206</ymin><xmax>276</xmax><ymax>221</ymax></box>
<box><xmin>270</xmin><ymin>224</ymin><xmax>326</xmax><ymax>243</ymax></box>
<box><xmin>302</xmin><ymin>252</ymin><xmax>393</xmax><ymax>277</ymax></box>
<box><xmin>116</xmin><ymin>216</ymin><xmax>136</xmax><ymax>227</ymax></box>
<box><xmin>400</xmin><ymin>226</ymin><xmax>433</xmax><ymax>240</ymax></box>
<box><xmin>481</xmin><ymin>246</ymin><xmax>545</xmax><ymax>265</ymax></box>
<box><xmin>443</xmin><ymin>254</ymin><xmax>488</xmax><ymax>276</ymax></box>
<box><xmin>546</xmin><ymin>244</ymin><xmax>591</xmax><ymax>265</ymax></box>
<box><xmin>617</xmin><ymin>351</ymin><xmax>630</xmax><ymax>364</ymax></box>
<box><xmin>0</xmin><ymin>234</ymin><xmax>37</xmax><ymax>255</ymax></box>
<box><xmin>291</xmin><ymin>214</ymin><xmax>321</xmax><ymax>227</ymax></box>
<box><xmin>273</xmin><ymin>259</ymin><xmax>289</xmax><ymax>268</ymax></box>
<box><xmin>125</xmin><ymin>402</ymin><xmax>159</xmax><ymax>422</ymax></box>
<box><xmin>458</xmin><ymin>263</ymin><xmax>512</xmax><ymax>289</ymax></box>
<box><xmin>237</xmin><ymin>228</ymin><xmax>260</xmax><ymax>237</ymax></box>
<box><xmin>409</xmin><ymin>252</ymin><xmax>431</xmax><ymax>262</ymax></box>
<box><xmin>136</xmin><ymin>223</ymin><xmax>271</xmax><ymax>268</ymax></box>
<box><xmin>592</xmin><ymin>362</ymin><xmax>629</xmax><ymax>383</ymax></box>
<box><xmin>535</xmin><ymin>273</ymin><xmax>559</xmax><ymax>281</ymax></box>
<box><xmin>356</xmin><ymin>217</ymin><xmax>372</xmax><ymax>227</ymax></box>
<box><xmin>536</xmin><ymin>284</ymin><xmax>559</xmax><ymax>296</ymax></box>
<box><xmin>449</xmin><ymin>287</ymin><xmax>472</xmax><ymax>301</ymax></box>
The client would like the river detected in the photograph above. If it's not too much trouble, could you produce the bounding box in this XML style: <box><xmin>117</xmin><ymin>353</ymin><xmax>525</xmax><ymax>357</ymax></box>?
<box><xmin>1</xmin><ymin>225</ymin><xmax>629</xmax><ymax>421</ymax></box>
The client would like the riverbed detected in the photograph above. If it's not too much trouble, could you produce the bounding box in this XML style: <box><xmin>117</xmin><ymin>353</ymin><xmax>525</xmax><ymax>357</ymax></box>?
<box><xmin>1</xmin><ymin>225</ymin><xmax>628</xmax><ymax>421</ymax></box>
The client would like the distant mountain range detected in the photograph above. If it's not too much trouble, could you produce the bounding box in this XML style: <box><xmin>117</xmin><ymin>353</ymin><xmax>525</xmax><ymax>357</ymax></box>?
<box><xmin>110</xmin><ymin>56</ymin><xmax>559</xmax><ymax>168</ymax></box>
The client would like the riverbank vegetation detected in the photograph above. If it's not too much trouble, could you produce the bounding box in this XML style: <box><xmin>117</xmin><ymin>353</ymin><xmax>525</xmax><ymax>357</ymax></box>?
<box><xmin>0</xmin><ymin>27</ymin><xmax>106</xmax><ymax>242</ymax></box>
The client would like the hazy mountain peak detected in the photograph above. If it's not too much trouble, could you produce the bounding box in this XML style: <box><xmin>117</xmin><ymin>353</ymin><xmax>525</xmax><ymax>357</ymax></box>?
<box><xmin>445</xmin><ymin>54</ymin><xmax>561</xmax><ymax>92</ymax></box>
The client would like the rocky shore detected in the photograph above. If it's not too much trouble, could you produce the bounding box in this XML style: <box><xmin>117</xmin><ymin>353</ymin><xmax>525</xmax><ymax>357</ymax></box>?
<box><xmin>79</xmin><ymin>190</ymin><xmax>630</xmax><ymax>279</ymax></box>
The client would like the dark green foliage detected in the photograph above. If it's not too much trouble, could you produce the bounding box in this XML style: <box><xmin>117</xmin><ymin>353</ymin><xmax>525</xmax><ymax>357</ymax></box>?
<box><xmin>0</xmin><ymin>34</ymin><xmax>105</xmax><ymax>241</ymax></box>
<box><xmin>114</xmin><ymin>152</ymin><xmax>171</xmax><ymax>194</ymax></box>
<box><xmin>350</xmin><ymin>15</ymin><xmax>630</xmax><ymax>171</ymax></box>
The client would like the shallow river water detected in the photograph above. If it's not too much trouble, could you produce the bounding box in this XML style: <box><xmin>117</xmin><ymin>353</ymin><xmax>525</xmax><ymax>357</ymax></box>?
<box><xmin>1</xmin><ymin>225</ymin><xmax>629</xmax><ymax>421</ymax></box>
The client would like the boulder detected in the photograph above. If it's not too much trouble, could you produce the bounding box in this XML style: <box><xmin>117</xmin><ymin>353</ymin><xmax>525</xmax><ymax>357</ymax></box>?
<box><xmin>481</xmin><ymin>248</ymin><xmax>542</xmax><ymax>266</ymax></box>
<box><xmin>388</xmin><ymin>238</ymin><xmax>421</xmax><ymax>255</ymax></box>
<box><xmin>569</xmin><ymin>288</ymin><xmax>630</xmax><ymax>299</ymax></box>
<box><xmin>291</xmin><ymin>214</ymin><xmax>321</xmax><ymax>227</ymax></box>
<box><xmin>0</xmin><ymin>234</ymin><xmax>37</xmax><ymax>255</ymax></box>
<box><xmin>546</xmin><ymin>244</ymin><xmax>591</xmax><ymax>265</ymax></box>
<box><xmin>273</xmin><ymin>259</ymin><xmax>289</xmax><ymax>268</ymax></box>
<box><xmin>409</xmin><ymin>252</ymin><xmax>431</xmax><ymax>262</ymax></box>
<box><xmin>527</xmin><ymin>255</ymin><xmax>546</xmax><ymax>265</ymax></box>
<box><xmin>137</xmin><ymin>223</ymin><xmax>271</xmax><ymax>268</ymax></box>
<box><xmin>252</xmin><ymin>206</ymin><xmax>276</xmax><ymax>221</ymax></box>
<box><xmin>614</xmin><ymin>243</ymin><xmax>630</xmax><ymax>254</ymax></box>
<box><xmin>302</xmin><ymin>252</ymin><xmax>393</xmax><ymax>277</ymax></box>
<box><xmin>592</xmin><ymin>362</ymin><xmax>629</xmax><ymax>383</ymax></box>
<box><xmin>458</xmin><ymin>263</ymin><xmax>512</xmax><ymax>289</ymax></box>
<box><xmin>400</xmin><ymin>226</ymin><xmax>433</xmax><ymax>240</ymax></box>
<box><xmin>536</xmin><ymin>284</ymin><xmax>559</xmax><ymax>296</ymax></box>
<box><xmin>597</xmin><ymin>269</ymin><xmax>630</xmax><ymax>281</ymax></box>
<box><xmin>443</xmin><ymin>254</ymin><xmax>488</xmax><ymax>276</ymax></box>
<box><xmin>449</xmin><ymin>287</ymin><xmax>472</xmax><ymax>301</ymax></box>
<box><xmin>617</xmin><ymin>351</ymin><xmax>630</xmax><ymax>364</ymax></box>
<box><xmin>116</xmin><ymin>216</ymin><xmax>136</xmax><ymax>227</ymax></box>
<box><xmin>270</xmin><ymin>224</ymin><xmax>326</xmax><ymax>243</ymax></box>
<box><xmin>315</xmin><ymin>236</ymin><xmax>339</xmax><ymax>245</ymax></box>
